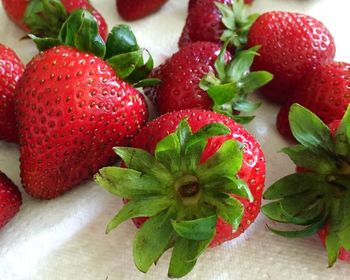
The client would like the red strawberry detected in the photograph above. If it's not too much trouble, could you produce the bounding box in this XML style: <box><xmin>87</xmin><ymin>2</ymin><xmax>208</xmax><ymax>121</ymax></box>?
<box><xmin>1</xmin><ymin>0</ymin><xmax>108</xmax><ymax>40</ymax></box>
<box><xmin>263</xmin><ymin>104</ymin><xmax>350</xmax><ymax>267</ymax></box>
<box><xmin>116</xmin><ymin>0</ymin><xmax>168</xmax><ymax>21</ymax></box>
<box><xmin>189</xmin><ymin>0</ymin><xmax>254</xmax><ymax>11</ymax></box>
<box><xmin>0</xmin><ymin>171</ymin><xmax>22</xmax><ymax>228</ymax></box>
<box><xmin>179</xmin><ymin>0</ymin><xmax>258</xmax><ymax>49</ymax></box>
<box><xmin>247</xmin><ymin>11</ymin><xmax>335</xmax><ymax>104</ymax></box>
<box><xmin>276</xmin><ymin>62</ymin><xmax>350</xmax><ymax>141</ymax></box>
<box><xmin>96</xmin><ymin>109</ymin><xmax>265</xmax><ymax>277</ymax></box>
<box><xmin>144</xmin><ymin>41</ymin><xmax>272</xmax><ymax>123</ymax></box>
<box><xmin>0</xmin><ymin>44</ymin><xmax>24</xmax><ymax>143</ymax></box>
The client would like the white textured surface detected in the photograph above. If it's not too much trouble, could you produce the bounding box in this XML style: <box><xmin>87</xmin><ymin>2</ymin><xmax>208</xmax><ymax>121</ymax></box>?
<box><xmin>0</xmin><ymin>0</ymin><xmax>349</xmax><ymax>279</ymax></box>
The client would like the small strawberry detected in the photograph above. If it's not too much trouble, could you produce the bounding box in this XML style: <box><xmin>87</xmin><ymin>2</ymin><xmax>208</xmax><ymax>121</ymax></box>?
<box><xmin>15</xmin><ymin>11</ymin><xmax>158</xmax><ymax>199</ymax></box>
<box><xmin>263</xmin><ymin>104</ymin><xmax>350</xmax><ymax>266</ymax></box>
<box><xmin>0</xmin><ymin>171</ymin><xmax>22</xmax><ymax>229</ymax></box>
<box><xmin>1</xmin><ymin>0</ymin><xmax>108</xmax><ymax>40</ymax></box>
<box><xmin>179</xmin><ymin>0</ymin><xmax>259</xmax><ymax>50</ymax></box>
<box><xmin>116</xmin><ymin>0</ymin><xmax>168</xmax><ymax>21</ymax></box>
<box><xmin>96</xmin><ymin>109</ymin><xmax>265</xmax><ymax>277</ymax></box>
<box><xmin>0</xmin><ymin>44</ymin><xmax>24</xmax><ymax>143</ymax></box>
<box><xmin>144</xmin><ymin>41</ymin><xmax>272</xmax><ymax>123</ymax></box>
<box><xmin>276</xmin><ymin>62</ymin><xmax>350</xmax><ymax>141</ymax></box>
<box><xmin>247</xmin><ymin>11</ymin><xmax>335</xmax><ymax>103</ymax></box>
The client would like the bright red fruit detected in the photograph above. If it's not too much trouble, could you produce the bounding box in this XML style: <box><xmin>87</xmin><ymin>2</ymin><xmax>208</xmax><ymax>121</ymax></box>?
<box><xmin>116</xmin><ymin>0</ymin><xmax>168</xmax><ymax>21</ymax></box>
<box><xmin>247</xmin><ymin>11</ymin><xmax>335</xmax><ymax>103</ymax></box>
<box><xmin>1</xmin><ymin>0</ymin><xmax>108</xmax><ymax>40</ymax></box>
<box><xmin>15</xmin><ymin>46</ymin><xmax>148</xmax><ymax>199</ymax></box>
<box><xmin>0</xmin><ymin>44</ymin><xmax>24</xmax><ymax>143</ymax></box>
<box><xmin>0</xmin><ymin>171</ymin><xmax>22</xmax><ymax>229</ymax></box>
<box><xmin>277</xmin><ymin>62</ymin><xmax>350</xmax><ymax>141</ymax></box>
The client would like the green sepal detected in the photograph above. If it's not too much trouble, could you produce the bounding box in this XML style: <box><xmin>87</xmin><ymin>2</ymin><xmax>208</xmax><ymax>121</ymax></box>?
<box><xmin>155</xmin><ymin>133</ymin><xmax>181</xmax><ymax>173</ymax></box>
<box><xmin>262</xmin><ymin>202</ymin><xmax>288</xmax><ymax>223</ymax></box>
<box><xmin>133</xmin><ymin>78</ymin><xmax>161</xmax><ymax>88</ymax></box>
<box><xmin>23</xmin><ymin>0</ymin><xmax>68</xmax><ymax>37</ymax></box>
<box><xmin>335</xmin><ymin>104</ymin><xmax>350</xmax><ymax>157</ymax></box>
<box><xmin>106</xmin><ymin>196</ymin><xmax>173</xmax><ymax>233</ymax></box>
<box><xmin>133</xmin><ymin>210</ymin><xmax>175</xmax><ymax>273</ymax></box>
<box><xmin>171</xmin><ymin>215</ymin><xmax>217</xmax><ymax>241</ymax></box>
<box><xmin>58</xmin><ymin>9</ymin><xmax>106</xmax><ymax>58</ymax></box>
<box><xmin>28</xmin><ymin>35</ymin><xmax>60</xmax><ymax>52</ymax></box>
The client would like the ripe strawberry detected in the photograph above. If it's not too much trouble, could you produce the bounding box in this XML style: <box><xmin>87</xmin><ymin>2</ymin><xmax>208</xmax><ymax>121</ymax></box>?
<box><xmin>0</xmin><ymin>44</ymin><xmax>24</xmax><ymax>143</ymax></box>
<box><xmin>96</xmin><ymin>109</ymin><xmax>265</xmax><ymax>277</ymax></box>
<box><xmin>247</xmin><ymin>11</ymin><xmax>335</xmax><ymax>103</ymax></box>
<box><xmin>0</xmin><ymin>171</ymin><xmax>22</xmax><ymax>229</ymax></box>
<box><xmin>15</xmin><ymin>11</ymin><xmax>157</xmax><ymax>199</ymax></box>
<box><xmin>1</xmin><ymin>0</ymin><xmax>108</xmax><ymax>40</ymax></box>
<box><xmin>179</xmin><ymin>0</ymin><xmax>258</xmax><ymax>49</ymax></box>
<box><xmin>116</xmin><ymin>0</ymin><xmax>168</xmax><ymax>21</ymax></box>
<box><xmin>276</xmin><ymin>62</ymin><xmax>350</xmax><ymax>141</ymax></box>
<box><xmin>263</xmin><ymin>104</ymin><xmax>350</xmax><ymax>267</ymax></box>
<box><xmin>144</xmin><ymin>41</ymin><xmax>272</xmax><ymax>123</ymax></box>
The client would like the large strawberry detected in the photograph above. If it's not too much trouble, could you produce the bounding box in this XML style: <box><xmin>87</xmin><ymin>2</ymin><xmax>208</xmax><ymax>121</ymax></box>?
<box><xmin>1</xmin><ymin>0</ymin><xmax>108</xmax><ymax>40</ymax></box>
<box><xmin>144</xmin><ymin>41</ymin><xmax>272</xmax><ymax>123</ymax></box>
<box><xmin>179</xmin><ymin>0</ymin><xmax>259</xmax><ymax>50</ymax></box>
<box><xmin>96</xmin><ymin>109</ymin><xmax>265</xmax><ymax>277</ymax></box>
<box><xmin>276</xmin><ymin>62</ymin><xmax>350</xmax><ymax>141</ymax></box>
<box><xmin>0</xmin><ymin>171</ymin><xmax>22</xmax><ymax>229</ymax></box>
<box><xmin>116</xmin><ymin>0</ymin><xmax>168</xmax><ymax>21</ymax></box>
<box><xmin>263</xmin><ymin>104</ymin><xmax>350</xmax><ymax>266</ymax></box>
<box><xmin>247</xmin><ymin>11</ymin><xmax>335</xmax><ymax>104</ymax></box>
<box><xmin>15</xmin><ymin>11</ymin><xmax>157</xmax><ymax>199</ymax></box>
<box><xmin>0</xmin><ymin>44</ymin><xmax>24</xmax><ymax>143</ymax></box>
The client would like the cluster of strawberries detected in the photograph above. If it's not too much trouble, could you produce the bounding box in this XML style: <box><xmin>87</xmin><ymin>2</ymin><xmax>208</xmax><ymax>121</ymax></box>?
<box><xmin>0</xmin><ymin>0</ymin><xmax>349</xmax><ymax>278</ymax></box>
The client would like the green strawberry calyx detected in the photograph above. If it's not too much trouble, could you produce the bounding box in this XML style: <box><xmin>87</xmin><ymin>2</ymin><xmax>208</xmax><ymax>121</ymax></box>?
<box><xmin>262</xmin><ymin>103</ymin><xmax>350</xmax><ymax>267</ymax></box>
<box><xmin>200</xmin><ymin>43</ymin><xmax>273</xmax><ymax>124</ymax></box>
<box><xmin>216</xmin><ymin>0</ymin><xmax>259</xmax><ymax>50</ymax></box>
<box><xmin>29</xmin><ymin>9</ymin><xmax>159</xmax><ymax>87</ymax></box>
<box><xmin>95</xmin><ymin>118</ymin><xmax>252</xmax><ymax>278</ymax></box>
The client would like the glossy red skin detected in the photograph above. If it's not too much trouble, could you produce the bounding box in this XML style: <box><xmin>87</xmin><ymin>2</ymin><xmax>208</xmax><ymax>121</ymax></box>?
<box><xmin>130</xmin><ymin>110</ymin><xmax>266</xmax><ymax>247</ymax></box>
<box><xmin>15</xmin><ymin>46</ymin><xmax>148</xmax><ymax>199</ymax></box>
<box><xmin>117</xmin><ymin>0</ymin><xmax>168</xmax><ymax>21</ymax></box>
<box><xmin>277</xmin><ymin>62</ymin><xmax>350</xmax><ymax>141</ymax></box>
<box><xmin>2</xmin><ymin>0</ymin><xmax>108</xmax><ymax>40</ymax></box>
<box><xmin>0</xmin><ymin>44</ymin><xmax>24</xmax><ymax>143</ymax></box>
<box><xmin>188</xmin><ymin>0</ymin><xmax>253</xmax><ymax>11</ymax></box>
<box><xmin>144</xmin><ymin>42</ymin><xmax>230</xmax><ymax>114</ymax></box>
<box><xmin>247</xmin><ymin>11</ymin><xmax>335</xmax><ymax>104</ymax></box>
<box><xmin>179</xmin><ymin>0</ymin><xmax>232</xmax><ymax>48</ymax></box>
<box><xmin>0</xmin><ymin>171</ymin><xmax>22</xmax><ymax>228</ymax></box>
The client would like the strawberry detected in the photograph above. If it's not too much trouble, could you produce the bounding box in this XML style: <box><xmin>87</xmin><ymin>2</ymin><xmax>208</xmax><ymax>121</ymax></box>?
<box><xmin>0</xmin><ymin>171</ymin><xmax>22</xmax><ymax>229</ymax></box>
<box><xmin>116</xmin><ymin>0</ymin><xmax>168</xmax><ymax>21</ymax></box>
<box><xmin>179</xmin><ymin>0</ymin><xmax>259</xmax><ymax>50</ymax></box>
<box><xmin>15</xmin><ymin>11</ymin><xmax>158</xmax><ymax>199</ymax></box>
<box><xmin>96</xmin><ymin>109</ymin><xmax>265</xmax><ymax>277</ymax></box>
<box><xmin>247</xmin><ymin>11</ymin><xmax>336</xmax><ymax>104</ymax></box>
<box><xmin>144</xmin><ymin>41</ymin><xmax>272</xmax><ymax>123</ymax></box>
<box><xmin>1</xmin><ymin>0</ymin><xmax>108</xmax><ymax>40</ymax></box>
<box><xmin>276</xmin><ymin>62</ymin><xmax>350</xmax><ymax>141</ymax></box>
<box><xmin>263</xmin><ymin>104</ymin><xmax>350</xmax><ymax>266</ymax></box>
<box><xmin>0</xmin><ymin>44</ymin><xmax>24</xmax><ymax>143</ymax></box>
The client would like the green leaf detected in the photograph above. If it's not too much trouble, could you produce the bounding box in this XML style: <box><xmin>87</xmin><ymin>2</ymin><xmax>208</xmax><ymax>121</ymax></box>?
<box><xmin>125</xmin><ymin>50</ymin><xmax>155</xmax><ymax>85</ymax></box>
<box><xmin>197</xmin><ymin>139</ymin><xmax>243</xmax><ymax>183</ymax></box>
<box><xmin>207</xmin><ymin>83</ymin><xmax>239</xmax><ymax>106</ymax></box>
<box><xmin>262</xmin><ymin>202</ymin><xmax>288</xmax><ymax>223</ymax></box>
<box><xmin>176</xmin><ymin>118</ymin><xmax>192</xmax><ymax>148</ymax></box>
<box><xmin>232</xmin><ymin>100</ymin><xmax>261</xmax><ymax>113</ymax></box>
<box><xmin>230</xmin><ymin>114</ymin><xmax>255</xmax><ymax>124</ymax></box>
<box><xmin>107</xmin><ymin>50</ymin><xmax>142</xmax><ymax>79</ymax></box>
<box><xmin>205</xmin><ymin>193</ymin><xmax>244</xmax><ymax>230</ymax></box>
<box><xmin>106</xmin><ymin>197</ymin><xmax>173</xmax><ymax>233</ymax></box>
<box><xmin>263</xmin><ymin>173</ymin><xmax>330</xmax><ymax>200</ymax></box>
<box><xmin>133</xmin><ymin>210</ymin><xmax>175</xmax><ymax>273</ymax></box>
<box><xmin>155</xmin><ymin>133</ymin><xmax>181</xmax><ymax>173</ymax></box>
<box><xmin>24</xmin><ymin>0</ymin><xmax>68</xmax><ymax>37</ymax></box>
<box><xmin>168</xmin><ymin>237</ymin><xmax>213</xmax><ymax>278</ymax></box>
<box><xmin>335</xmin><ymin>104</ymin><xmax>350</xmax><ymax>156</ymax></box>
<box><xmin>95</xmin><ymin>167</ymin><xmax>166</xmax><ymax>199</ymax></box>
<box><xmin>281</xmin><ymin>202</ymin><xmax>325</xmax><ymax>226</ymax></box>
<box><xmin>215</xmin><ymin>2</ymin><xmax>235</xmax><ymax>30</ymax></box>
<box><xmin>214</xmin><ymin>41</ymin><xmax>229</xmax><ymax>80</ymax></box>
<box><xmin>326</xmin><ymin>231</ymin><xmax>341</xmax><ymax>267</ymax></box>
<box><xmin>336</xmin><ymin>191</ymin><xmax>350</xmax><ymax>250</ymax></box>
<box><xmin>282</xmin><ymin>145</ymin><xmax>338</xmax><ymax>175</ymax></box>
<box><xmin>134</xmin><ymin>78</ymin><xmax>161</xmax><ymax>88</ymax></box>
<box><xmin>114</xmin><ymin>147</ymin><xmax>172</xmax><ymax>183</ymax></box>
<box><xmin>28</xmin><ymin>35</ymin><xmax>60</xmax><ymax>52</ymax></box>
<box><xmin>105</xmin><ymin>25</ymin><xmax>139</xmax><ymax>59</ymax></box>
<box><xmin>239</xmin><ymin>71</ymin><xmax>273</xmax><ymax>94</ymax></box>
<box><xmin>289</xmin><ymin>104</ymin><xmax>335</xmax><ymax>154</ymax></box>
<box><xmin>58</xmin><ymin>9</ymin><xmax>106</xmax><ymax>58</ymax></box>
<box><xmin>171</xmin><ymin>215</ymin><xmax>217</xmax><ymax>241</ymax></box>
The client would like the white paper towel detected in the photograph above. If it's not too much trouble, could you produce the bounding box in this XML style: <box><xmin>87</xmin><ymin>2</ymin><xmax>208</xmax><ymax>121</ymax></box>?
<box><xmin>0</xmin><ymin>0</ymin><xmax>349</xmax><ymax>279</ymax></box>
